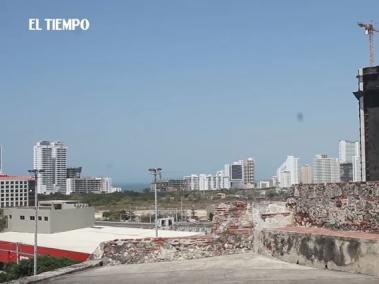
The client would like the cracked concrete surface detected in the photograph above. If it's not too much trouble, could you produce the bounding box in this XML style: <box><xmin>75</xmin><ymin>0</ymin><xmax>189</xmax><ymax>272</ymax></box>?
<box><xmin>43</xmin><ymin>253</ymin><xmax>379</xmax><ymax>284</ymax></box>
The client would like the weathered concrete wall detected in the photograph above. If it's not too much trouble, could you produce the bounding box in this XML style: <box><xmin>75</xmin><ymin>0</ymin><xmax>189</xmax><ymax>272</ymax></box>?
<box><xmin>259</xmin><ymin>228</ymin><xmax>379</xmax><ymax>277</ymax></box>
<box><xmin>288</xmin><ymin>182</ymin><xmax>379</xmax><ymax>232</ymax></box>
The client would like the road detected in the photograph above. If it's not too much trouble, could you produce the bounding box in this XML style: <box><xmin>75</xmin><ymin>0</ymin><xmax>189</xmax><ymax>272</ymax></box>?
<box><xmin>44</xmin><ymin>253</ymin><xmax>379</xmax><ymax>284</ymax></box>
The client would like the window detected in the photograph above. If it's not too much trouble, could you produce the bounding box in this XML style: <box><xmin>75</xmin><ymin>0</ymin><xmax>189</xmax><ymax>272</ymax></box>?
<box><xmin>30</xmin><ymin>216</ymin><xmax>35</xmax><ymax>220</ymax></box>
<box><xmin>9</xmin><ymin>215</ymin><xmax>12</xmax><ymax>219</ymax></box>
<box><xmin>44</xmin><ymin>217</ymin><xmax>48</xmax><ymax>221</ymax></box>
<box><xmin>20</xmin><ymin>215</ymin><xmax>25</xmax><ymax>220</ymax></box>
<box><xmin>38</xmin><ymin>216</ymin><xmax>42</xmax><ymax>221</ymax></box>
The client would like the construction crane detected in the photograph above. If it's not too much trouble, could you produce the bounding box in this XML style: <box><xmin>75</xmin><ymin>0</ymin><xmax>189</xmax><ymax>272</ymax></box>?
<box><xmin>358</xmin><ymin>22</ymin><xmax>379</xmax><ymax>66</ymax></box>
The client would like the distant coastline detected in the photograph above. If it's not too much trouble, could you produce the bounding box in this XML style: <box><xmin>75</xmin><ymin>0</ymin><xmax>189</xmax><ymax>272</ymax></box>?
<box><xmin>114</xmin><ymin>183</ymin><xmax>150</xmax><ymax>192</ymax></box>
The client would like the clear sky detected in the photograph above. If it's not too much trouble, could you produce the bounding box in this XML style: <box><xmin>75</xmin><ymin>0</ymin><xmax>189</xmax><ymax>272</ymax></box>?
<box><xmin>0</xmin><ymin>1</ymin><xmax>378</xmax><ymax>182</ymax></box>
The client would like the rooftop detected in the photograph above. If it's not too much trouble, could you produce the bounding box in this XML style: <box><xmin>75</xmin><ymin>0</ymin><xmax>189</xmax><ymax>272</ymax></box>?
<box><xmin>0</xmin><ymin>175</ymin><xmax>33</xmax><ymax>181</ymax></box>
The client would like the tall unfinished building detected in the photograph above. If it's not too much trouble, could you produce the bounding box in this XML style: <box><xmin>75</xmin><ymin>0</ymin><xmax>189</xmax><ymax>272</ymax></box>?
<box><xmin>354</xmin><ymin>66</ymin><xmax>379</xmax><ymax>181</ymax></box>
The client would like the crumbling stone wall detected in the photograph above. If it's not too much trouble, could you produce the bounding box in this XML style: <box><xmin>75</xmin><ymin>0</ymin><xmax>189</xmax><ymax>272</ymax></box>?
<box><xmin>93</xmin><ymin>235</ymin><xmax>253</xmax><ymax>265</ymax></box>
<box><xmin>93</xmin><ymin>201</ymin><xmax>254</xmax><ymax>265</ymax></box>
<box><xmin>212</xmin><ymin>200</ymin><xmax>253</xmax><ymax>236</ymax></box>
<box><xmin>287</xmin><ymin>182</ymin><xmax>379</xmax><ymax>232</ymax></box>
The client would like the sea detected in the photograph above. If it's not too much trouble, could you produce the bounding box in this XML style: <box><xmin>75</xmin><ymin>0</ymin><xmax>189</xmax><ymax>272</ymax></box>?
<box><xmin>114</xmin><ymin>183</ymin><xmax>150</xmax><ymax>192</ymax></box>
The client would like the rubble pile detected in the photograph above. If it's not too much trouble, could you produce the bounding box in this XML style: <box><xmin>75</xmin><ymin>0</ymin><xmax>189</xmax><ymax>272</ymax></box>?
<box><xmin>93</xmin><ymin>201</ymin><xmax>255</xmax><ymax>265</ymax></box>
<box><xmin>287</xmin><ymin>182</ymin><xmax>379</xmax><ymax>232</ymax></box>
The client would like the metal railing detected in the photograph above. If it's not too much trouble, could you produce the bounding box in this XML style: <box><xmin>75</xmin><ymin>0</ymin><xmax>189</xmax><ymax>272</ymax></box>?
<box><xmin>0</xmin><ymin>242</ymin><xmax>33</xmax><ymax>264</ymax></box>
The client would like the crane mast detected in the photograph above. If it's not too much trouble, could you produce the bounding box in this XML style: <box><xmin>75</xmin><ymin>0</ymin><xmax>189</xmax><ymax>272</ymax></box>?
<box><xmin>358</xmin><ymin>22</ymin><xmax>378</xmax><ymax>67</ymax></box>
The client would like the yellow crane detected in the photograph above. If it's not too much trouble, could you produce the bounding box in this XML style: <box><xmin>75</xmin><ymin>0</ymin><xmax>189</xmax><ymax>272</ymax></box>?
<box><xmin>358</xmin><ymin>22</ymin><xmax>379</xmax><ymax>66</ymax></box>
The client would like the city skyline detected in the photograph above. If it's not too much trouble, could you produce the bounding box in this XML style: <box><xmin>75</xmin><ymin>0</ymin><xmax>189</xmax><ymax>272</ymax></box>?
<box><xmin>0</xmin><ymin>138</ymin><xmax>360</xmax><ymax>185</ymax></box>
<box><xmin>1</xmin><ymin>1</ymin><xmax>377</xmax><ymax>182</ymax></box>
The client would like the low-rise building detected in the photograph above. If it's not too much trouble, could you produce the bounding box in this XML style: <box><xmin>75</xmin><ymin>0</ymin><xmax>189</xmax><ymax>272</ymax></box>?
<box><xmin>66</xmin><ymin>167</ymin><xmax>82</xmax><ymax>178</ymax></box>
<box><xmin>259</xmin><ymin>181</ymin><xmax>271</xmax><ymax>188</ymax></box>
<box><xmin>4</xmin><ymin>200</ymin><xmax>95</xmax><ymax>233</ymax></box>
<box><xmin>0</xmin><ymin>175</ymin><xmax>35</xmax><ymax>208</ymax></box>
<box><xmin>66</xmin><ymin>177</ymin><xmax>113</xmax><ymax>194</ymax></box>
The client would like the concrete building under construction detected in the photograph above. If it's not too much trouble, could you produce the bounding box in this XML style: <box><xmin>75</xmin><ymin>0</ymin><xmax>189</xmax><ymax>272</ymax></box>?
<box><xmin>354</xmin><ymin>66</ymin><xmax>379</xmax><ymax>181</ymax></box>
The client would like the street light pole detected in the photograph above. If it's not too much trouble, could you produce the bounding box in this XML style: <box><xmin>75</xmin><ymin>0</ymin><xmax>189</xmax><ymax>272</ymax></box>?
<box><xmin>154</xmin><ymin>174</ymin><xmax>158</xmax><ymax>237</ymax></box>
<box><xmin>28</xmin><ymin>169</ymin><xmax>45</xmax><ymax>276</ymax></box>
<box><xmin>148</xmin><ymin>168</ymin><xmax>162</xmax><ymax>237</ymax></box>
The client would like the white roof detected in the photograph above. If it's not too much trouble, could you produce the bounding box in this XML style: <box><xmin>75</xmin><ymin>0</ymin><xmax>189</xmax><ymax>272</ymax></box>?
<box><xmin>0</xmin><ymin>226</ymin><xmax>202</xmax><ymax>254</ymax></box>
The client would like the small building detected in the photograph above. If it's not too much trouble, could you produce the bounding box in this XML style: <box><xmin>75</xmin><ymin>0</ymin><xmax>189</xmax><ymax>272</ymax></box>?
<box><xmin>66</xmin><ymin>177</ymin><xmax>112</xmax><ymax>194</ymax></box>
<box><xmin>259</xmin><ymin>181</ymin><xmax>271</xmax><ymax>189</ymax></box>
<box><xmin>157</xmin><ymin>217</ymin><xmax>174</xmax><ymax>228</ymax></box>
<box><xmin>4</xmin><ymin>200</ymin><xmax>95</xmax><ymax>233</ymax></box>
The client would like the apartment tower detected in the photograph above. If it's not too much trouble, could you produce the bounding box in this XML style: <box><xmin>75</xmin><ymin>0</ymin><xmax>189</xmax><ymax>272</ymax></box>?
<box><xmin>312</xmin><ymin>154</ymin><xmax>340</xmax><ymax>183</ymax></box>
<box><xmin>354</xmin><ymin>66</ymin><xmax>379</xmax><ymax>181</ymax></box>
<box><xmin>33</xmin><ymin>141</ymin><xmax>67</xmax><ymax>194</ymax></box>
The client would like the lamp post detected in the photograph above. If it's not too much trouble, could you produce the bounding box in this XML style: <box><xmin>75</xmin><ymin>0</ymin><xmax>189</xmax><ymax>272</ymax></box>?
<box><xmin>28</xmin><ymin>169</ymin><xmax>45</xmax><ymax>276</ymax></box>
<box><xmin>148</xmin><ymin>168</ymin><xmax>162</xmax><ymax>237</ymax></box>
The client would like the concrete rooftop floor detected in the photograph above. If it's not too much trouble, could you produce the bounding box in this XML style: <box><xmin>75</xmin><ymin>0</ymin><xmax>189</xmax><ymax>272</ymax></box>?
<box><xmin>44</xmin><ymin>253</ymin><xmax>379</xmax><ymax>284</ymax></box>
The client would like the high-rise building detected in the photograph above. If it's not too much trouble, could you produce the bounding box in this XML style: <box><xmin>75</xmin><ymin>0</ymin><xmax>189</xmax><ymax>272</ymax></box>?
<box><xmin>224</xmin><ymin>164</ymin><xmax>230</xmax><ymax>177</ymax></box>
<box><xmin>271</xmin><ymin>176</ymin><xmax>278</xmax><ymax>187</ymax></box>
<box><xmin>300</xmin><ymin>164</ymin><xmax>312</xmax><ymax>184</ymax></box>
<box><xmin>243</xmin><ymin>158</ymin><xmax>255</xmax><ymax>187</ymax></box>
<box><xmin>338</xmin><ymin>140</ymin><xmax>359</xmax><ymax>182</ymax></box>
<box><xmin>340</xmin><ymin>163</ymin><xmax>353</xmax><ymax>182</ymax></box>
<box><xmin>33</xmin><ymin>141</ymin><xmax>67</xmax><ymax>194</ymax></box>
<box><xmin>223</xmin><ymin>175</ymin><xmax>231</xmax><ymax>189</ymax></box>
<box><xmin>183</xmin><ymin>176</ymin><xmax>192</xmax><ymax>191</ymax></box>
<box><xmin>277</xmin><ymin>156</ymin><xmax>299</xmax><ymax>188</ymax></box>
<box><xmin>312</xmin><ymin>154</ymin><xmax>340</xmax><ymax>183</ymax></box>
<box><xmin>199</xmin><ymin>174</ymin><xmax>208</xmax><ymax>191</ymax></box>
<box><xmin>353</xmin><ymin>155</ymin><xmax>362</xmax><ymax>182</ymax></box>
<box><xmin>353</xmin><ymin>66</ymin><xmax>379</xmax><ymax>181</ymax></box>
<box><xmin>0</xmin><ymin>145</ymin><xmax>3</xmax><ymax>174</ymax></box>
<box><xmin>206</xmin><ymin>175</ymin><xmax>213</xmax><ymax>190</ymax></box>
<box><xmin>230</xmin><ymin>161</ymin><xmax>243</xmax><ymax>188</ymax></box>
<box><xmin>184</xmin><ymin>174</ymin><xmax>199</xmax><ymax>191</ymax></box>
<box><xmin>182</xmin><ymin>157</ymin><xmax>251</xmax><ymax>191</ymax></box>
<box><xmin>167</xmin><ymin>179</ymin><xmax>187</xmax><ymax>192</ymax></box>
<box><xmin>338</xmin><ymin>140</ymin><xmax>359</xmax><ymax>163</ymax></box>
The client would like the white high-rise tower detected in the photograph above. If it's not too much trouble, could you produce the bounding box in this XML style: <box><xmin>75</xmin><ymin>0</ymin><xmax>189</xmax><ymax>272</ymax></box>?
<box><xmin>312</xmin><ymin>154</ymin><xmax>340</xmax><ymax>183</ymax></box>
<box><xmin>276</xmin><ymin>156</ymin><xmax>299</xmax><ymax>188</ymax></box>
<box><xmin>0</xmin><ymin>145</ymin><xmax>3</xmax><ymax>174</ymax></box>
<box><xmin>33</xmin><ymin>141</ymin><xmax>67</xmax><ymax>194</ymax></box>
<box><xmin>339</xmin><ymin>140</ymin><xmax>359</xmax><ymax>163</ymax></box>
<box><xmin>339</xmin><ymin>140</ymin><xmax>360</xmax><ymax>182</ymax></box>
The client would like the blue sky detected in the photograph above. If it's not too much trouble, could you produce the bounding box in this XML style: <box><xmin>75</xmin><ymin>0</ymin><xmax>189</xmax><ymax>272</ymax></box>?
<box><xmin>0</xmin><ymin>1</ymin><xmax>377</xmax><ymax>182</ymax></box>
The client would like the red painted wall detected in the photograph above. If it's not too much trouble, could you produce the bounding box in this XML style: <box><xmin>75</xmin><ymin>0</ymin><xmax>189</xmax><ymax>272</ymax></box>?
<box><xmin>0</xmin><ymin>241</ymin><xmax>89</xmax><ymax>263</ymax></box>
